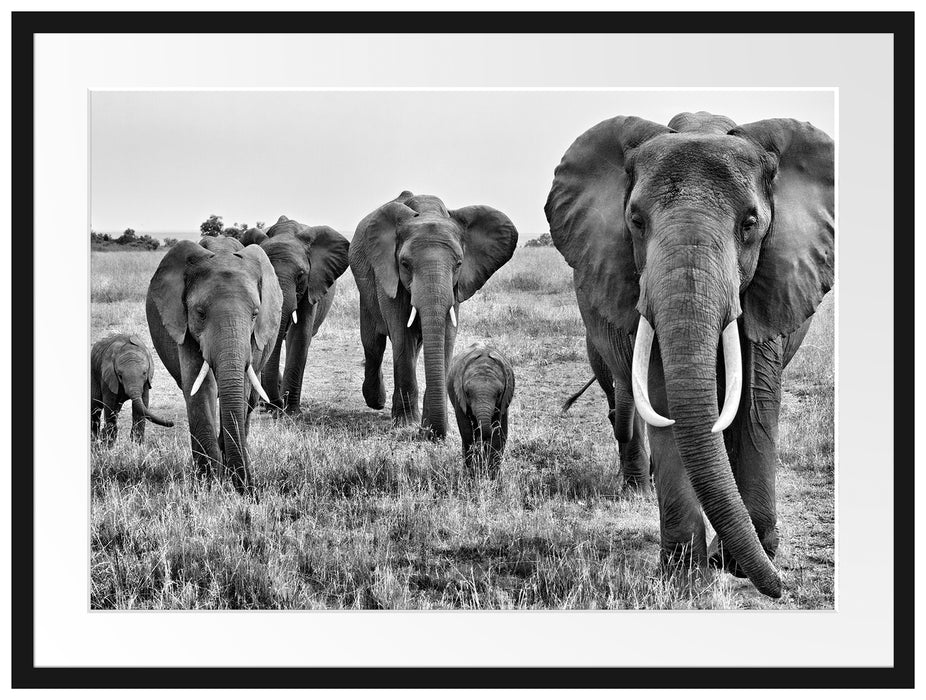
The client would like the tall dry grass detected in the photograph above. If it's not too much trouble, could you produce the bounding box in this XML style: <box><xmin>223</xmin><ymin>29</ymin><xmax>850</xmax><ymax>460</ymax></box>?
<box><xmin>90</xmin><ymin>247</ymin><xmax>834</xmax><ymax>609</ymax></box>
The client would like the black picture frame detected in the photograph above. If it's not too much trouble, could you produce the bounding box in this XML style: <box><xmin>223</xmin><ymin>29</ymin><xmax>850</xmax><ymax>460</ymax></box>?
<box><xmin>11</xmin><ymin>9</ymin><xmax>914</xmax><ymax>690</ymax></box>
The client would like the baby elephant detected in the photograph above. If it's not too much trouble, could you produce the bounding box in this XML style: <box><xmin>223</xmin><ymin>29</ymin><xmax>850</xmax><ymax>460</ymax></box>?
<box><xmin>447</xmin><ymin>343</ymin><xmax>515</xmax><ymax>477</ymax></box>
<box><xmin>91</xmin><ymin>334</ymin><xmax>174</xmax><ymax>444</ymax></box>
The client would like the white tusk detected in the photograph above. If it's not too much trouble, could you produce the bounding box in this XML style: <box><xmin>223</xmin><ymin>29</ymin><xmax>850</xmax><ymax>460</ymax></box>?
<box><xmin>247</xmin><ymin>364</ymin><xmax>271</xmax><ymax>404</ymax></box>
<box><xmin>291</xmin><ymin>310</ymin><xmax>298</xmax><ymax>325</ymax></box>
<box><xmin>449</xmin><ymin>306</ymin><xmax>457</xmax><ymax>328</ymax></box>
<box><xmin>406</xmin><ymin>306</ymin><xmax>417</xmax><ymax>328</ymax></box>
<box><xmin>711</xmin><ymin>321</ymin><xmax>742</xmax><ymax>434</ymax></box>
<box><xmin>190</xmin><ymin>361</ymin><xmax>210</xmax><ymax>396</ymax></box>
<box><xmin>631</xmin><ymin>316</ymin><xmax>675</xmax><ymax>428</ymax></box>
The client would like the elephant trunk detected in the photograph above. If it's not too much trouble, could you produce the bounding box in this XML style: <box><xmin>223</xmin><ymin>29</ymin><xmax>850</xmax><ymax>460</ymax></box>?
<box><xmin>472</xmin><ymin>397</ymin><xmax>496</xmax><ymax>443</ymax></box>
<box><xmin>130</xmin><ymin>397</ymin><xmax>174</xmax><ymax>427</ymax></box>
<box><xmin>215</xmin><ymin>337</ymin><xmax>251</xmax><ymax>493</ymax></box>
<box><xmin>642</xmin><ymin>235</ymin><xmax>780</xmax><ymax>598</ymax></box>
<box><xmin>413</xmin><ymin>263</ymin><xmax>455</xmax><ymax>438</ymax></box>
<box><xmin>420</xmin><ymin>308</ymin><xmax>448</xmax><ymax>438</ymax></box>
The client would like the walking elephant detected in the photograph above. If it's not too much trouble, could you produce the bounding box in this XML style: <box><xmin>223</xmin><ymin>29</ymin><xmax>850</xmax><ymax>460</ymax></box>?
<box><xmin>146</xmin><ymin>241</ymin><xmax>282</xmax><ymax>494</ymax></box>
<box><xmin>239</xmin><ymin>217</ymin><xmax>349</xmax><ymax>415</ymax></box>
<box><xmin>447</xmin><ymin>343</ymin><xmax>515</xmax><ymax>477</ymax></box>
<box><xmin>545</xmin><ymin>112</ymin><xmax>834</xmax><ymax>598</ymax></box>
<box><xmin>90</xmin><ymin>333</ymin><xmax>174</xmax><ymax>445</ymax></box>
<box><xmin>350</xmin><ymin>191</ymin><xmax>518</xmax><ymax>438</ymax></box>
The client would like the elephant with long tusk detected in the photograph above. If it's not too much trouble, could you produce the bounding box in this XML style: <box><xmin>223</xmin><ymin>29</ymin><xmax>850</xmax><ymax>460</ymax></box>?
<box><xmin>90</xmin><ymin>333</ymin><xmax>174</xmax><ymax>445</ymax></box>
<box><xmin>547</xmin><ymin>112</ymin><xmax>834</xmax><ymax>599</ymax></box>
<box><xmin>350</xmin><ymin>191</ymin><xmax>518</xmax><ymax>439</ymax></box>
<box><xmin>146</xmin><ymin>241</ymin><xmax>282</xmax><ymax>495</ymax></box>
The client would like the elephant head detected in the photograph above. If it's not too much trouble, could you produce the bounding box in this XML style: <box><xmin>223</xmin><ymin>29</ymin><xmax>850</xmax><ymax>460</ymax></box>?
<box><xmin>545</xmin><ymin>112</ymin><xmax>833</xmax><ymax>597</ymax></box>
<box><xmin>146</xmin><ymin>240</ymin><xmax>282</xmax><ymax>492</ymax></box>
<box><xmin>199</xmin><ymin>235</ymin><xmax>244</xmax><ymax>253</ymax></box>
<box><xmin>352</xmin><ymin>192</ymin><xmax>518</xmax><ymax>438</ymax></box>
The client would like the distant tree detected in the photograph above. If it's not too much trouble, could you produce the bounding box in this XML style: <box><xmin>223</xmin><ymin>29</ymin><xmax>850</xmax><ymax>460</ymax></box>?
<box><xmin>163</xmin><ymin>237</ymin><xmax>179</xmax><ymax>248</ymax></box>
<box><xmin>255</xmin><ymin>220</ymin><xmax>266</xmax><ymax>229</ymax></box>
<box><xmin>90</xmin><ymin>230</ymin><xmax>111</xmax><ymax>244</ymax></box>
<box><xmin>116</xmin><ymin>228</ymin><xmax>137</xmax><ymax>245</ymax></box>
<box><xmin>137</xmin><ymin>234</ymin><xmax>160</xmax><ymax>251</ymax></box>
<box><xmin>525</xmin><ymin>232</ymin><xmax>553</xmax><ymax>248</ymax></box>
<box><xmin>200</xmin><ymin>214</ymin><xmax>224</xmax><ymax>237</ymax></box>
<box><xmin>222</xmin><ymin>227</ymin><xmax>242</xmax><ymax>239</ymax></box>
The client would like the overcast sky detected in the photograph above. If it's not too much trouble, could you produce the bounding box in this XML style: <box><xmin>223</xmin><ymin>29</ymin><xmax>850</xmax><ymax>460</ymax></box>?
<box><xmin>91</xmin><ymin>90</ymin><xmax>834</xmax><ymax>238</ymax></box>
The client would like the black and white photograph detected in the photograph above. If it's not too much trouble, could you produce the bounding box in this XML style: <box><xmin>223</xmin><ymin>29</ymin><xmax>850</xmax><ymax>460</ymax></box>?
<box><xmin>88</xmin><ymin>88</ymin><xmax>835</xmax><ymax>610</ymax></box>
<box><xmin>15</xmin><ymin>8</ymin><xmax>911</xmax><ymax>688</ymax></box>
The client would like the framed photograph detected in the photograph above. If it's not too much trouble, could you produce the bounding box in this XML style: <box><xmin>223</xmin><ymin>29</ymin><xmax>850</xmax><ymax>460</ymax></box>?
<box><xmin>12</xmin><ymin>8</ymin><xmax>913</xmax><ymax>690</ymax></box>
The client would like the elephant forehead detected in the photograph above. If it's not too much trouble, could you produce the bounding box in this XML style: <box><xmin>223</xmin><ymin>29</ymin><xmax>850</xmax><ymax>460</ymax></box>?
<box><xmin>400</xmin><ymin>218</ymin><xmax>463</xmax><ymax>249</ymax></box>
<box><xmin>463</xmin><ymin>359</ymin><xmax>505</xmax><ymax>390</ymax></box>
<box><xmin>187</xmin><ymin>260</ymin><xmax>260</xmax><ymax>299</ymax></box>
<box><xmin>635</xmin><ymin>135</ymin><xmax>763</xmax><ymax>205</ymax></box>
<box><xmin>404</xmin><ymin>194</ymin><xmax>448</xmax><ymax>216</ymax></box>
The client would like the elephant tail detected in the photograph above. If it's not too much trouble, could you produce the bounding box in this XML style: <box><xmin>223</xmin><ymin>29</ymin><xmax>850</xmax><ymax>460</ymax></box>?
<box><xmin>561</xmin><ymin>376</ymin><xmax>596</xmax><ymax>413</ymax></box>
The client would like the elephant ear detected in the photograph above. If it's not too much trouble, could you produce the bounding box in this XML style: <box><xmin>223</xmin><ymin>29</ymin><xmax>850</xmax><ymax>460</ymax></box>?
<box><xmin>297</xmin><ymin>225</ymin><xmax>350</xmax><ymax>305</ymax></box>
<box><xmin>545</xmin><ymin>116</ymin><xmax>672</xmax><ymax>333</ymax></box>
<box><xmin>447</xmin><ymin>346</ymin><xmax>475</xmax><ymax>415</ymax></box>
<box><xmin>100</xmin><ymin>336</ymin><xmax>125</xmax><ymax>393</ymax></box>
<box><xmin>237</xmin><ymin>245</ymin><xmax>283</xmax><ymax>355</ymax></box>
<box><xmin>358</xmin><ymin>201</ymin><xmax>416</xmax><ymax>299</ymax></box>
<box><xmin>449</xmin><ymin>206</ymin><xmax>519</xmax><ymax>302</ymax></box>
<box><xmin>240</xmin><ymin>228</ymin><xmax>267</xmax><ymax>246</ymax></box>
<box><xmin>732</xmin><ymin>119</ymin><xmax>835</xmax><ymax>342</ymax></box>
<box><xmin>148</xmin><ymin>240</ymin><xmax>214</xmax><ymax>345</ymax></box>
<box><xmin>489</xmin><ymin>349</ymin><xmax>515</xmax><ymax>414</ymax></box>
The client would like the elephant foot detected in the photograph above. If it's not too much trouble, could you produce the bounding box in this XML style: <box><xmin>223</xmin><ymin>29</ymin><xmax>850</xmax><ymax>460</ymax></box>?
<box><xmin>362</xmin><ymin>377</ymin><xmax>386</xmax><ymax>410</ymax></box>
<box><xmin>284</xmin><ymin>405</ymin><xmax>303</xmax><ymax>418</ymax></box>
<box><xmin>392</xmin><ymin>406</ymin><xmax>420</xmax><ymax>428</ymax></box>
<box><xmin>619</xmin><ymin>473</ymin><xmax>652</xmax><ymax>495</ymax></box>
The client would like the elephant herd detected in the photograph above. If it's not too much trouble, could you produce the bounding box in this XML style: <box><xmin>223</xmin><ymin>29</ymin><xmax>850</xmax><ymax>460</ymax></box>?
<box><xmin>91</xmin><ymin>111</ymin><xmax>834</xmax><ymax>600</ymax></box>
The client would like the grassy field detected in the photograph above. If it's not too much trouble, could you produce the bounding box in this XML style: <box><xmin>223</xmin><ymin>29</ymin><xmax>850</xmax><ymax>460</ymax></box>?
<box><xmin>90</xmin><ymin>247</ymin><xmax>834</xmax><ymax>609</ymax></box>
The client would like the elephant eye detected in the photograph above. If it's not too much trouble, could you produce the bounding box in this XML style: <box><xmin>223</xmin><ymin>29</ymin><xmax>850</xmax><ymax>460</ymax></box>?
<box><xmin>252</xmin><ymin>308</ymin><xmax>259</xmax><ymax>319</ymax></box>
<box><xmin>741</xmin><ymin>214</ymin><xmax>759</xmax><ymax>237</ymax></box>
<box><xmin>630</xmin><ymin>212</ymin><xmax>646</xmax><ymax>233</ymax></box>
<box><xmin>401</xmin><ymin>258</ymin><xmax>411</xmax><ymax>270</ymax></box>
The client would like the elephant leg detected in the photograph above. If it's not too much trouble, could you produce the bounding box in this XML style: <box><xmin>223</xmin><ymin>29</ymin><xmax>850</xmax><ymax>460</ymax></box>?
<box><xmin>488</xmin><ymin>413</ymin><xmax>508</xmax><ymax>479</ymax></box>
<box><xmin>712</xmin><ymin>335</ymin><xmax>784</xmax><ymax>575</ymax></box>
<box><xmin>360</xmin><ymin>308</ymin><xmax>388</xmax><ymax>410</ymax></box>
<box><xmin>453</xmin><ymin>403</ymin><xmax>476</xmax><ymax>471</ymax></box>
<box><xmin>281</xmin><ymin>303</ymin><xmax>316</xmax><ymax>415</ymax></box>
<box><xmin>587</xmin><ymin>334</ymin><xmax>618</xmax><ymax>431</ymax></box>
<box><xmin>618</xmin><ymin>413</ymin><xmax>651</xmax><ymax>493</ymax></box>
<box><xmin>102</xmin><ymin>400</ymin><xmax>119</xmax><ymax>447</ymax></box>
<box><xmin>587</xmin><ymin>334</ymin><xmax>650</xmax><ymax>492</ymax></box>
<box><xmin>130</xmin><ymin>387</ymin><xmax>148</xmax><ymax>443</ymax></box>
<box><xmin>391</xmin><ymin>334</ymin><xmax>421</xmax><ymax>427</ymax></box>
<box><xmin>648</xmin><ymin>341</ymin><xmax>707</xmax><ymax>573</ymax></box>
<box><xmin>90</xmin><ymin>383</ymin><xmax>103</xmax><ymax>440</ymax></box>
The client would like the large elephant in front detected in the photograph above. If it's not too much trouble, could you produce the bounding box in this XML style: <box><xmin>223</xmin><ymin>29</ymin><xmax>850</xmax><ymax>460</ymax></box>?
<box><xmin>545</xmin><ymin>112</ymin><xmax>833</xmax><ymax>598</ymax></box>
<box><xmin>350</xmin><ymin>191</ymin><xmax>518</xmax><ymax>438</ymax></box>
<box><xmin>146</xmin><ymin>241</ymin><xmax>282</xmax><ymax>494</ymax></box>
<box><xmin>240</xmin><ymin>217</ymin><xmax>349</xmax><ymax>415</ymax></box>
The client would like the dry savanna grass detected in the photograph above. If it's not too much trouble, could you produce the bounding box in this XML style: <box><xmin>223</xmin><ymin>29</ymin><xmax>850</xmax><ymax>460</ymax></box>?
<box><xmin>90</xmin><ymin>246</ymin><xmax>834</xmax><ymax>609</ymax></box>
